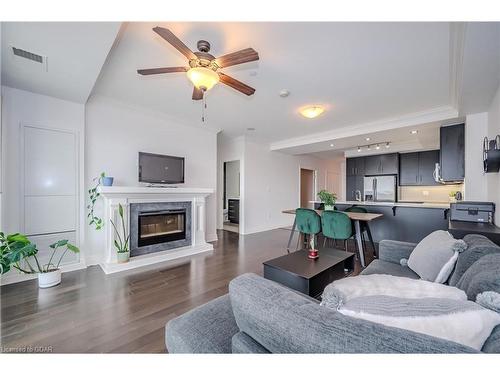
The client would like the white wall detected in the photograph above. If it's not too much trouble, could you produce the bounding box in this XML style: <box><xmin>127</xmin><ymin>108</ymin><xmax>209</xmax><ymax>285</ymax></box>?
<box><xmin>487</xmin><ymin>85</ymin><xmax>500</xmax><ymax>224</ymax></box>
<box><xmin>241</xmin><ymin>138</ymin><xmax>343</xmax><ymax>234</ymax></box>
<box><xmin>85</xmin><ymin>95</ymin><xmax>218</xmax><ymax>264</ymax></box>
<box><xmin>0</xmin><ymin>86</ymin><xmax>86</xmax><ymax>281</ymax></box>
<box><xmin>464</xmin><ymin>112</ymin><xmax>489</xmax><ymax>201</ymax></box>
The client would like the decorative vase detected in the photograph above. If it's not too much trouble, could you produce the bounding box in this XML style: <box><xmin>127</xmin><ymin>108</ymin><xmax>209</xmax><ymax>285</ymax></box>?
<box><xmin>324</xmin><ymin>204</ymin><xmax>335</xmax><ymax>211</ymax></box>
<box><xmin>38</xmin><ymin>269</ymin><xmax>61</xmax><ymax>288</ymax></box>
<box><xmin>117</xmin><ymin>251</ymin><xmax>130</xmax><ymax>263</ymax></box>
<box><xmin>102</xmin><ymin>176</ymin><xmax>114</xmax><ymax>186</ymax></box>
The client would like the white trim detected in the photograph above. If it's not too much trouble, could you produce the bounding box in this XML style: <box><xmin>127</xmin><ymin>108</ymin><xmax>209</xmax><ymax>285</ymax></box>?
<box><xmin>270</xmin><ymin>106</ymin><xmax>458</xmax><ymax>152</ymax></box>
<box><xmin>449</xmin><ymin>22</ymin><xmax>467</xmax><ymax>113</ymax></box>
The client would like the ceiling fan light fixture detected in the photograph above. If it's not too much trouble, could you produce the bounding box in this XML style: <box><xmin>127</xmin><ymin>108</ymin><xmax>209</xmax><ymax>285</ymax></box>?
<box><xmin>300</xmin><ymin>105</ymin><xmax>325</xmax><ymax>119</ymax></box>
<box><xmin>186</xmin><ymin>67</ymin><xmax>219</xmax><ymax>91</ymax></box>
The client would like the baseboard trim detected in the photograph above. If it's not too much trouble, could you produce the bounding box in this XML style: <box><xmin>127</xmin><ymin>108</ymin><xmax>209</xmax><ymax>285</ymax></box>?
<box><xmin>0</xmin><ymin>261</ymin><xmax>87</xmax><ymax>286</ymax></box>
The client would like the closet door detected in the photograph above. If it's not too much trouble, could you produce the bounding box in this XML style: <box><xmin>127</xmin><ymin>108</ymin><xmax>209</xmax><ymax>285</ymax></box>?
<box><xmin>23</xmin><ymin>125</ymin><xmax>79</xmax><ymax>266</ymax></box>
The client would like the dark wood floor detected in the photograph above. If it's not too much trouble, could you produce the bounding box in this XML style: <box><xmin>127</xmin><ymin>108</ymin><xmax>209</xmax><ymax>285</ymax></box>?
<box><xmin>0</xmin><ymin>229</ymin><xmax>373</xmax><ymax>353</ymax></box>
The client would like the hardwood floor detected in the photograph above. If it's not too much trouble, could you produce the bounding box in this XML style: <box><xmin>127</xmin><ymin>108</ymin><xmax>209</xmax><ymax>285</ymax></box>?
<box><xmin>0</xmin><ymin>229</ymin><xmax>373</xmax><ymax>353</ymax></box>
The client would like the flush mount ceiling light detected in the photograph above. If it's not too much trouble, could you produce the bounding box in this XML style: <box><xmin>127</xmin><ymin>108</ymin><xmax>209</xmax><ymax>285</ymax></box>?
<box><xmin>186</xmin><ymin>67</ymin><xmax>220</xmax><ymax>91</ymax></box>
<box><xmin>300</xmin><ymin>105</ymin><xmax>325</xmax><ymax>119</ymax></box>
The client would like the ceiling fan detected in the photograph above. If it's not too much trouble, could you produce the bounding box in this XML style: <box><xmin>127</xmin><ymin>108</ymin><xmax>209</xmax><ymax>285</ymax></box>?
<box><xmin>137</xmin><ymin>27</ymin><xmax>259</xmax><ymax>101</ymax></box>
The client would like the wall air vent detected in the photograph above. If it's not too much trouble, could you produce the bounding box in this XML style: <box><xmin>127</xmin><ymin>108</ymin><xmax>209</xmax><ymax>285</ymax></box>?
<box><xmin>12</xmin><ymin>47</ymin><xmax>44</xmax><ymax>63</ymax></box>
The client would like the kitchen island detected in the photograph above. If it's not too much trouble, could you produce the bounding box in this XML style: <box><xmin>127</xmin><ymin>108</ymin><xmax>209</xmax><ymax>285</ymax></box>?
<box><xmin>311</xmin><ymin>200</ymin><xmax>450</xmax><ymax>244</ymax></box>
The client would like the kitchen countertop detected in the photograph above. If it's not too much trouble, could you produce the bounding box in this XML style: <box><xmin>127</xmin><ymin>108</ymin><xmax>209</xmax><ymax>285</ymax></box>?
<box><xmin>310</xmin><ymin>200</ymin><xmax>450</xmax><ymax>209</ymax></box>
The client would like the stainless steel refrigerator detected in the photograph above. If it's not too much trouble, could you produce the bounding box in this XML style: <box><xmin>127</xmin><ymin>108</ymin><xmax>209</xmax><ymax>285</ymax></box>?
<box><xmin>363</xmin><ymin>175</ymin><xmax>396</xmax><ymax>202</ymax></box>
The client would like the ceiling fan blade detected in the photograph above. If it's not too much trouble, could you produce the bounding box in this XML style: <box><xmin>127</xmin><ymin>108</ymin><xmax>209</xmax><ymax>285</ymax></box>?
<box><xmin>218</xmin><ymin>72</ymin><xmax>256</xmax><ymax>96</ymax></box>
<box><xmin>214</xmin><ymin>48</ymin><xmax>259</xmax><ymax>68</ymax></box>
<box><xmin>192</xmin><ymin>87</ymin><xmax>204</xmax><ymax>100</ymax></box>
<box><xmin>153</xmin><ymin>27</ymin><xmax>197</xmax><ymax>60</ymax></box>
<box><xmin>137</xmin><ymin>67</ymin><xmax>188</xmax><ymax>75</ymax></box>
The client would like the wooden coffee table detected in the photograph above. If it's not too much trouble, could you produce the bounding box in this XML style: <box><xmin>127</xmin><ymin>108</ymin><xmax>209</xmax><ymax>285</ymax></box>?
<box><xmin>263</xmin><ymin>248</ymin><xmax>355</xmax><ymax>299</ymax></box>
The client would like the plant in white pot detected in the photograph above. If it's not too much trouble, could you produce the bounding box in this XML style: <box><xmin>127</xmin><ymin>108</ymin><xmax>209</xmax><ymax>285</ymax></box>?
<box><xmin>0</xmin><ymin>232</ymin><xmax>79</xmax><ymax>288</ymax></box>
<box><xmin>111</xmin><ymin>203</ymin><xmax>130</xmax><ymax>263</ymax></box>
<box><xmin>317</xmin><ymin>190</ymin><xmax>337</xmax><ymax>211</ymax></box>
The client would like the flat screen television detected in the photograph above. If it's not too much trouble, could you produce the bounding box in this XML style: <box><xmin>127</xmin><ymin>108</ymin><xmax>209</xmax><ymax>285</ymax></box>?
<box><xmin>138</xmin><ymin>152</ymin><xmax>185</xmax><ymax>184</ymax></box>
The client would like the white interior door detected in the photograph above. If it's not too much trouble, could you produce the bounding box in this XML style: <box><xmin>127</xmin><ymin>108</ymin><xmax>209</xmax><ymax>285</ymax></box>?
<box><xmin>22</xmin><ymin>125</ymin><xmax>79</xmax><ymax>266</ymax></box>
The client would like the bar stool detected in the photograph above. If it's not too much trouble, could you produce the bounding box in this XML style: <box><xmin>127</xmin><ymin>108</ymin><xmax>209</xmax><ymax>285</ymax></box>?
<box><xmin>295</xmin><ymin>208</ymin><xmax>322</xmax><ymax>251</ymax></box>
<box><xmin>344</xmin><ymin>206</ymin><xmax>376</xmax><ymax>256</ymax></box>
<box><xmin>321</xmin><ymin>210</ymin><xmax>359</xmax><ymax>255</ymax></box>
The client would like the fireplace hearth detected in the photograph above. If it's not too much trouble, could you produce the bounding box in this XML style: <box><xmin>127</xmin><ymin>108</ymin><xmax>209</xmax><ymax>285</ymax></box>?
<box><xmin>130</xmin><ymin>201</ymin><xmax>192</xmax><ymax>257</ymax></box>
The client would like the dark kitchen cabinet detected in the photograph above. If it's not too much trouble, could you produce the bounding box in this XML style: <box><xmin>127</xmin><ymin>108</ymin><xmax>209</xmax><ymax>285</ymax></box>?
<box><xmin>399</xmin><ymin>150</ymin><xmax>439</xmax><ymax>186</ymax></box>
<box><xmin>440</xmin><ymin>124</ymin><xmax>465</xmax><ymax>182</ymax></box>
<box><xmin>346</xmin><ymin>175</ymin><xmax>363</xmax><ymax>201</ymax></box>
<box><xmin>346</xmin><ymin>157</ymin><xmax>365</xmax><ymax>176</ymax></box>
<box><xmin>364</xmin><ymin>153</ymin><xmax>399</xmax><ymax>175</ymax></box>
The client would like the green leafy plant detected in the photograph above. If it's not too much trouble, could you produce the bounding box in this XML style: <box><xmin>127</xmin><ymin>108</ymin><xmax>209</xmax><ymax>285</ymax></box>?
<box><xmin>110</xmin><ymin>203</ymin><xmax>129</xmax><ymax>254</ymax></box>
<box><xmin>317</xmin><ymin>190</ymin><xmax>337</xmax><ymax>206</ymax></box>
<box><xmin>88</xmin><ymin>172</ymin><xmax>105</xmax><ymax>230</ymax></box>
<box><xmin>0</xmin><ymin>232</ymin><xmax>79</xmax><ymax>275</ymax></box>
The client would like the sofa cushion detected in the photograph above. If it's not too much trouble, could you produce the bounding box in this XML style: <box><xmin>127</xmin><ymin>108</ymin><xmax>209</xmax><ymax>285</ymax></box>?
<box><xmin>449</xmin><ymin>234</ymin><xmax>500</xmax><ymax>286</ymax></box>
<box><xmin>361</xmin><ymin>259</ymin><xmax>420</xmax><ymax>279</ymax></box>
<box><xmin>407</xmin><ymin>230</ymin><xmax>466</xmax><ymax>282</ymax></box>
<box><xmin>455</xmin><ymin>253</ymin><xmax>500</xmax><ymax>301</ymax></box>
<box><xmin>165</xmin><ymin>294</ymin><xmax>239</xmax><ymax>353</ymax></box>
<box><xmin>482</xmin><ymin>324</ymin><xmax>500</xmax><ymax>353</ymax></box>
<box><xmin>229</xmin><ymin>273</ymin><xmax>477</xmax><ymax>353</ymax></box>
<box><xmin>231</xmin><ymin>332</ymin><xmax>270</xmax><ymax>353</ymax></box>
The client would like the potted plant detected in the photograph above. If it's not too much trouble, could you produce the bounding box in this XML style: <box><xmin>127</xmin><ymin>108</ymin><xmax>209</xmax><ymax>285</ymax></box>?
<box><xmin>111</xmin><ymin>203</ymin><xmax>130</xmax><ymax>263</ymax></box>
<box><xmin>0</xmin><ymin>232</ymin><xmax>79</xmax><ymax>288</ymax></box>
<box><xmin>317</xmin><ymin>190</ymin><xmax>337</xmax><ymax>211</ymax></box>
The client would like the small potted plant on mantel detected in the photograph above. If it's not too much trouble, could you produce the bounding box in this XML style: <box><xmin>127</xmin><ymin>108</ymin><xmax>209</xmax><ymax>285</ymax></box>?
<box><xmin>0</xmin><ymin>232</ymin><xmax>79</xmax><ymax>288</ymax></box>
<box><xmin>111</xmin><ymin>203</ymin><xmax>130</xmax><ymax>263</ymax></box>
<box><xmin>317</xmin><ymin>190</ymin><xmax>337</xmax><ymax>211</ymax></box>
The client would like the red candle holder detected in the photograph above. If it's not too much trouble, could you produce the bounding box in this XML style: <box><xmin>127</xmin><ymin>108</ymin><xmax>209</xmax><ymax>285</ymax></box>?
<box><xmin>308</xmin><ymin>248</ymin><xmax>319</xmax><ymax>260</ymax></box>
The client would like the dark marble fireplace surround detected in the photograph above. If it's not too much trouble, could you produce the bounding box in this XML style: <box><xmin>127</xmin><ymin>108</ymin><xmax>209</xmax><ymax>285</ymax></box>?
<box><xmin>130</xmin><ymin>201</ymin><xmax>192</xmax><ymax>257</ymax></box>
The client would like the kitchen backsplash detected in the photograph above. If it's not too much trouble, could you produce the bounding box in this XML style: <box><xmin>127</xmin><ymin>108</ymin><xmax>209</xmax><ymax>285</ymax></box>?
<box><xmin>399</xmin><ymin>184</ymin><xmax>464</xmax><ymax>203</ymax></box>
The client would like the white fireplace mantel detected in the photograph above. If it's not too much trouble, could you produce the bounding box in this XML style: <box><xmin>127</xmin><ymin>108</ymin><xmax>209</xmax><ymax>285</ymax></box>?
<box><xmin>97</xmin><ymin>186</ymin><xmax>214</xmax><ymax>274</ymax></box>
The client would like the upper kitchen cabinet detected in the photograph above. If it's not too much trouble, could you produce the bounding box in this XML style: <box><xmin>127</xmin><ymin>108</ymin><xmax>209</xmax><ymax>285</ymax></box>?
<box><xmin>440</xmin><ymin>124</ymin><xmax>465</xmax><ymax>182</ymax></box>
<box><xmin>346</xmin><ymin>157</ymin><xmax>365</xmax><ymax>176</ymax></box>
<box><xmin>364</xmin><ymin>153</ymin><xmax>399</xmax><ymax>175</ymax></box>
<box><xmin>399</xmin><ymin>150</ymin><xmax>439</xmax><ymax>186</ymax></box>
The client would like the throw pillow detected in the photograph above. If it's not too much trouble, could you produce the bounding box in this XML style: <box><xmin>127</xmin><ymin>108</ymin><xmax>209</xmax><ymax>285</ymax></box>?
<box><xmin>337</xmin><ymin>295</ymin><xmax>500</xmax><ymax>350</ymax></box>
<box><xmin>455</xmin><ymin>253</ymin><xmax>500</xmax><ymax>300</ymax></box>
<box><xmin>320</xmin><ymin>274</ymin><xmax>467</xmax><ymax>309</ymax></box>
<box><xmin>407</xmin><ymin>230</ymin><xmax>467</xmax><ymax>282</ymax></box>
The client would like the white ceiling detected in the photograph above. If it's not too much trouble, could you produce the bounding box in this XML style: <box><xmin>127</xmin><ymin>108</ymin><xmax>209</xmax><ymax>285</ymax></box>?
<box><xmin>1</xmin><ymin>22</ymin><xmax>499</xmax><ymax>153</ymax></box>
<box><xmin>1</xmin><ymin>22</ymin><xmax>121</xmax><ymax>103</ymax></box>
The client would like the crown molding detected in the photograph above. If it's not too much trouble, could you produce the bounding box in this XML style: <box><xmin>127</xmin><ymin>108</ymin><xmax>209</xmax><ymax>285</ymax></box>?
<box><xmin>449</xmin><ymin>22</ymin><xmax>467</xmax><ymax>114</ymax></box>
<box><xmin>270</xmin><ymin>105</ymin><xmax>458</xmax><ymax>152</ymax></box>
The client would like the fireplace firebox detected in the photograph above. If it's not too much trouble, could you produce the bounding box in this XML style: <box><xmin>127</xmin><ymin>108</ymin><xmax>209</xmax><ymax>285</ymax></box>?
<box><xmin>138</xmin><ymin>209</ymin><xmax>186</xmax><ymax>247</ymax></box>
<box><xmin>130</xmin><ymin>201</ymin><xmax>192</xmax><ymax>257</ymax></box>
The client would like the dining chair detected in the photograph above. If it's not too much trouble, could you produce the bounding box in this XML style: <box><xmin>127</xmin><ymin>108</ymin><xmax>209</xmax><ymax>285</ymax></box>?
<box><xmin>320</xmin><ymin>211</ymin><xmax>359</xmax><ymax>255</ymax></box>
<box><xmin>295</xmin><ymin>208</ymin><xmax>322</xmax><ymax>251</ymax></box>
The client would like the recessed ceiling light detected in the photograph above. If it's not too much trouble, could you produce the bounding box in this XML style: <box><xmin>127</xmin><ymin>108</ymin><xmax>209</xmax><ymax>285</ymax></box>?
<box><xmin>279</xmin><ymin>89</ymin><xmax>290</xmax><ymax>98</ymax></box>
<box><xmin>365</xmin><ymin>137</ymin><xmax>371</xmax><ymax>141</ymax></box>
<box><xmin>300</xmin><ymin>105</ymin><xmax>325</xmax><ymax>119</ymax></box>
<box><xmin>330</xmin><ymin>143</ymin><xmax>334</xmax><ymax>147</ymax></box>
<box><xmin>411</xmin><ymin>130</ymin><xmax>418</xmax><ymax>134</ymax></box>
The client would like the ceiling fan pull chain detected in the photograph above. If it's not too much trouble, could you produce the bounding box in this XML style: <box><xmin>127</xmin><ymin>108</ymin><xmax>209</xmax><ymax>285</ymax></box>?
<box><xmin>202</xmin><ymin>90</ymin><xmax>208</xmax><ymax>123</ymax></box>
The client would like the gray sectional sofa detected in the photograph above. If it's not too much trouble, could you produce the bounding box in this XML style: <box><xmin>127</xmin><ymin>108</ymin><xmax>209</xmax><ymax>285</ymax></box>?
<box><xmin>165</xmin><ymin>234</ymin><xmax>500</xmax><ymax>353</ymax></box>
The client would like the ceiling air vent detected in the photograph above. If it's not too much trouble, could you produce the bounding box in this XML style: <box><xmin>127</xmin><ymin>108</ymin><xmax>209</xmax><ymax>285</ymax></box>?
<box><xmin>12</xmin><ymin>46</ymin><xmax>44</xmax><ymax>63</ymax></box>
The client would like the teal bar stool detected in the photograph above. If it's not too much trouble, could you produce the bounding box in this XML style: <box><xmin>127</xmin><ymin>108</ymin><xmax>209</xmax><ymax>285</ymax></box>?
<box><xmin>321</xmin><ymin>210</ymin><xmax>359</xmax><ymax>255</ymax></box>
<box><xmin>295</xmin><ymin>208</ymin><xmax>322</xmax><ymax>251</ymax></box>
<box><xmin>344</xmin><ymin>205</ymin><xmax>376</xmax><ymax>256</ymax></box>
